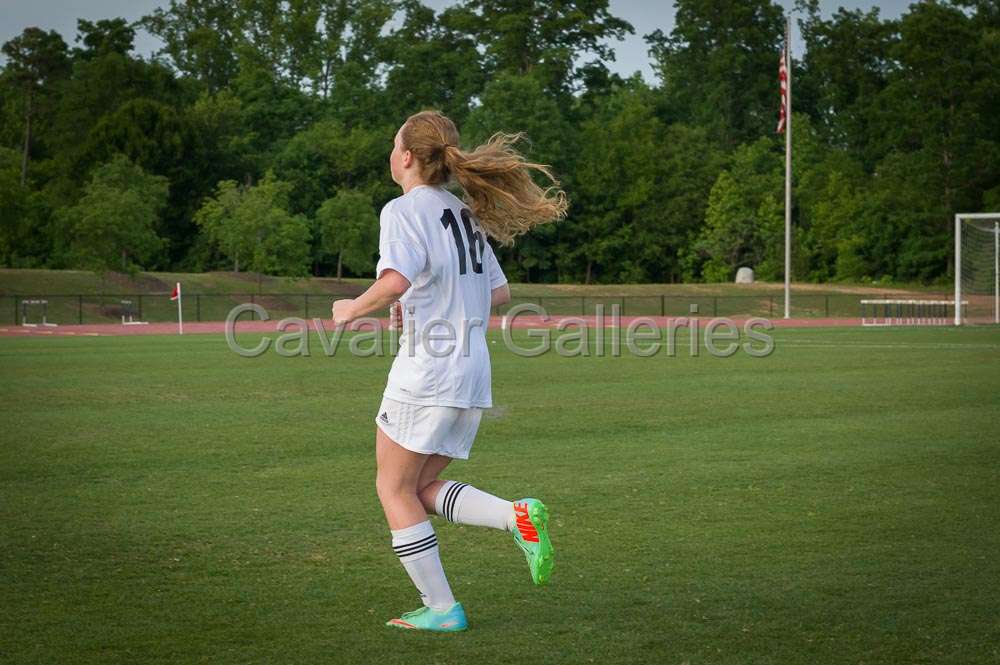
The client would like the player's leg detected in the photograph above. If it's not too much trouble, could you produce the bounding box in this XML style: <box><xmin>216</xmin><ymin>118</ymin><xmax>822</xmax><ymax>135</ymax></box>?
<box><xmin>416</xmin><ymin>454</ymin><xmax>453</xmax><ymax>514</ymax></box>
<box><xmin>375</xmin><ymin>425</ymin><xmax>432</xmax><ymax>529</ymax></box>
<box><xmin>410</xmin><ymin>430</ymin><xmax>515</xmax><ymax>531</ymax></box>
<box><xmin>376</xmin><ymin>426</ymin><xmax>466</xmax><ymax>631</ymax></box>
<box><xmin>417</xmin><ymin>411</ymin><xmax>555</xmax><ymax>586</ymax></box>
<box><xmin>432</xmin><ymin>478</ymin><xmax>555</xmax><ymax>585</ymax></box>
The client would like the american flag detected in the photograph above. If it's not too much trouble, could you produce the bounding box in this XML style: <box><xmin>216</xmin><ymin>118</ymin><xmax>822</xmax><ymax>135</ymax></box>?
<box><xmin>777</xmin><ymin>49</ymin><xmax>788</xmax><ymax>133</ymax></box>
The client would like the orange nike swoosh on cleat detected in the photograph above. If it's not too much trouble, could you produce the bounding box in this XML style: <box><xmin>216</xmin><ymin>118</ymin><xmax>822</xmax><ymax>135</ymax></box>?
<box><xmin>514</xmin><ymin>502</ymin><xmax>540</xmax><ymax>542</ymax></box>
<box><xmin>389</xmin><ymin>619</ymin><xmax>415</xmax><ymax>628</ymax></box>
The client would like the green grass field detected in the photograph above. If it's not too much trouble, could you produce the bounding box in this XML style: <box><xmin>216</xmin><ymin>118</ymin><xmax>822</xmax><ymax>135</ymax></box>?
<box><xmin>2</xmin><ymin>326</ymin><xmax>999</xmax><ymax>664</ymax></box>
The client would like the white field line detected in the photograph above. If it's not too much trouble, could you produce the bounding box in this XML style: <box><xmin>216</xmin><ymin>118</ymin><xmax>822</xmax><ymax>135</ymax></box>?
<box><xmin>639</xmin><ymin>340</ymin><xmax>1000</xmax><ymax>351</ymax></box>
<box><xmin>502</xmin><ymin>329</ymin><xmax>999</xmax><ymax>351</ymax></box>
<box><xmin>772</xmin><ymin>341</ymin><xmax>993</xmax><ymax>350</ymax></box>
<box><xmin>590</xmin><ymin>335</ymin><xmax>1000</xmax><ymax>350</ymax></box>
<box><xmin>773</xmin><ymin>339</ymin><xmax>1000</xmax><ymax>350</ymax></box>
<box><xmin>548</xmin><ymin>337</ymin><xmax>1000</xmax><ymax>353</ymax></box>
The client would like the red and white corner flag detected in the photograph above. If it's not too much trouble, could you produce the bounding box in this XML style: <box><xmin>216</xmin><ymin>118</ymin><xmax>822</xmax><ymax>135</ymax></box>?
<box><xmin>170</xmin><ymin>282</ymin><xmax>183</xmax><ymax>334</ymax></box>
<box><xmin>777</xmin><ymin>49</ymin><xmax>788</xmax><ymax>134</ymax></box>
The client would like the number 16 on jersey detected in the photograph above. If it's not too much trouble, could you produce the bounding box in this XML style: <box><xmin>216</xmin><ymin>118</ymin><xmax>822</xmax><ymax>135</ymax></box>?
<box><xmin>441</xmin><ymin>208</ymin><xmax>484</xmax><ymax>275</ymax></box>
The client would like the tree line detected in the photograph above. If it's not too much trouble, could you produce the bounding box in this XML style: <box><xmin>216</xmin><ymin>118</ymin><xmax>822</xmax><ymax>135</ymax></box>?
<box><xmin>1</xmin><ymin>0</ymin><xmax>998</xmax><ymax>284</ymax></box>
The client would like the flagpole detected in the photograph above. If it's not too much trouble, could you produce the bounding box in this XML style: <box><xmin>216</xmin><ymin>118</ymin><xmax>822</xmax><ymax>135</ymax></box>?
<box><xmin>784</xmin><ymin>16</ymin><xmax>792</xmax><ymax>320</ymax></box>
<box><xmin>176</xmin><ymin>282</ymin><xmax>183</xmax><ymax>335</ymax></box>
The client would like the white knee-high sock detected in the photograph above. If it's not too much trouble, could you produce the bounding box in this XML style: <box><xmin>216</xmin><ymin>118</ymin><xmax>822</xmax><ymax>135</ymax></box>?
<box><xmin>435</xmin><ymin>480</ymin><xmax>516</xmax><ymax>532</ymax></box>
<box><xmin>391</xmin><ymin>520</ymin><xmax>456</xmax><ymax>611</ymax></box>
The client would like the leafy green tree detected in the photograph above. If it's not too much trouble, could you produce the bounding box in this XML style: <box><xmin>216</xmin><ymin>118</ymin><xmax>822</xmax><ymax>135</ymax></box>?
<box><xmin>274</xmin><ymin>117</ymin><xmax>391</xmax><ymax>277</ymax></box>
<box><xmin>864</xmin><ymin>2</ymin><xmax>999</xmax><ymax>280</ymax></box>
<box><xmin>693</xmin><ymin>113</ymin><xmax>863</xmax><ymax>284</ymax></box>
<box><xmin>79</xmin><ymin>98</ymin><xmax>211</xmax><ymax>263</ymax></box>
<box><xmin>316</xmin><ymin>189</ymin><xmax>378</xmax><ymax>281</ymax></box>
<box><xmin>647</xmin><ymin>0</ymin><xmax>784</xmax><ymax>148</ymax></box>
<box><xmin>445</xmin><ymin>0</ymin><xmax>632</xmax><ymax>94</ymax></box>
<box><xmin>47</xmin><ymin>23</ymin><xmax>183</xmax><ymax>176</ymax></box>
<box><xmin>234</xmin><ymin>0</ymin><xmax>322</xmax><ymax>87</ymax></box>
<box><xmin>693</xmin><ymin>138</ymin><xmax>784</xmax><ymax>282</ymax></box>
<box><xmin>57</xmin><ymin>155</ymin><xmax>168</xmax><ymax>275</ymax></box>
<box><xmin>194</xmin><ymin>172</ymin><xmax>311</xmax><ymax>288</ymax></box>
<box><xmin>794</xmin><ymin>1</ymin><xmax>897</xmax><ymax>166</ymax></box>
<box><xmin>571</xmin><ymin>80</ymin><xmax>724</xmax><ymax>283</ymax></box>
<box><xmin>640</xmin><ymin>123</ymin><xmax>726</xmax><ymax>283</ymax></box>
<box><xmin>140</xmin><ymin>0</ymin><xmax>241</xmax><ymax>92</ymax></box>
<box><xmin>795</xmin><ymin>1</ymin><xmax>999</xmax><ymax>282</ymax></box>
<box><xmin>230</xmin><ymin>59</ymin><xmax>319</xmax><ymax>172</ymax></box>
<box><xmin>142</xmin><ymin>0</ymin><xmax>395</xmax><ymax>109</ymax></box>
<box><xmin>382</xmin><ymin>0</ymin><xmax>487</xmax><ymax>124</ymax></box>
<box><xmin>316</xmin><ymin>0</ymin><xmax>396</xmax><ymax>114</ymax></box>
<box><xmin>275</xmin><ymin>119</ymin><xmax>393</xmax><ymax>219</ymax></box>
<box><xmin>788</xmin><ymin>114</ymin><xmax>870</xmax><ymax>281</ymax></box>
<box><xmin>73</xmin><ymin>18</ymin><xmax>135</xmax><ymax>59</ymax></box>
<box><xmin>187</xmin><ymin>89</ymin><xmax>256</xmax><ymax>188</ymax></box>
<box><xmin>572</xmin><ymin>81</ymin><xmax>664</xmax><ymax>283</ymax></box>
<box><xmin>986</xmin><ymin>185</ymin><xmax>1000</xmax><ymax>212</ymax></box>
<box><xmin>1</xmin><ymin>27</ymin><xmax>70</xmax><ymax>186</ymax></box>
<box><xmin>236</xmin><ymin>174</ymin><xmax>312</xmax><ymax>286</ymax></box>
<box><xmin>309</xmin><ymin>0</ymin><xmax>354</xmax><ymax>99</ymax></box>
<box><xmin>802</xmin><ymin>169</ymin><xmax>868</xmax><ymax>281</ymax></box>
<box><xmin>464</xmin><ymin>73</ymin><xmax>570</xmax><ymax>169</ymax></box>
<box><xmin>193</xmin><ymin>179</ymin><xmax>245</xmax><ymax>271</ymax></box>
<box><xmin>0</xmin><ymin>147</ymin><xmax>49</xmax><ymax>266</ymax></box>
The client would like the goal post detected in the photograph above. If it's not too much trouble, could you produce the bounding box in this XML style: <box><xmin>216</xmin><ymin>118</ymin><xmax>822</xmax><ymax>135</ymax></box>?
<box><xmin>955</xmin><ymin>213</ymin><xmax>1000</xmax><ymax>325</ymax></box>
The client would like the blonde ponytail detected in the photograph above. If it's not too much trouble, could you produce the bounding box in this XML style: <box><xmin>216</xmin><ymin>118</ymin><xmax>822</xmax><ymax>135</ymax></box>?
<box><xmin>400</xmin><ymin>111</ymin><xmax>568</xmax><ymax>246</ymax></box>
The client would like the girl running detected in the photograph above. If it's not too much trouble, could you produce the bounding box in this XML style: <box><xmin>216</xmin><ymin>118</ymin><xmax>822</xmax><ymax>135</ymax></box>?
<box><xmin>331</xmin><ymin>110</ymin><xmax>567</xmax><ymax>632</ymax></box>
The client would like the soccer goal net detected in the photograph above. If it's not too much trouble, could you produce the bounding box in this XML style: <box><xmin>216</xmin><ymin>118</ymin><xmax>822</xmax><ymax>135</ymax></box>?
<box><xmin>955</xmin><ymin>213</ymin><xmax>1000</xmax><ymax>325</ymax></box>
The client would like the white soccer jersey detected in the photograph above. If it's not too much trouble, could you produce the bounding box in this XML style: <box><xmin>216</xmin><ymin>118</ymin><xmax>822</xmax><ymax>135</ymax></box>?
<box><xmin>376</xmin><ymin>184</ymin><xmax>507</xmax><ymax>408</ymax></box>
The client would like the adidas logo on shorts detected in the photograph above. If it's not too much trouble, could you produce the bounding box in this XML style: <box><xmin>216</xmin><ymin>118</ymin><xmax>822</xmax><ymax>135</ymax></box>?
<box><xmin>379</xmin><ymin>411</ymin><xmax>390</xmax><ymax>425</ymax></box>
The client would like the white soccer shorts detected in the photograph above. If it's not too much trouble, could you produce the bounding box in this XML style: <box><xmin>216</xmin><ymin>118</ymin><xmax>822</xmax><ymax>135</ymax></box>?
<box><xmin>375</xmin><ymin>397</ymin><xmax>483</xmax><ymax>460</ymax></box>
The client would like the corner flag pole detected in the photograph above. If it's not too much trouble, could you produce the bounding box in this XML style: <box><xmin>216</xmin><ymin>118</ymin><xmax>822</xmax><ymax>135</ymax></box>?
<box><xmin>171</xmin><ymin>282</ymin><xmax>183</xmax><ymax>335</ymax></box>
<box><xmin>783</xmin><ymin>16</ymin><xmax>792</xmax><ymax>320</ymax></box>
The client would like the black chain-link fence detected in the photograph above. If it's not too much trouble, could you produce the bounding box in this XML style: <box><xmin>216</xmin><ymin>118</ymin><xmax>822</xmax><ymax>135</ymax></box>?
<box><xmin>0</xmin><ymin>292</ymin><xmax>941</xmax><ymax>326</ymax></box>
<box><xmin>0</xmin><ymin>293</ymin><xmax>368</xmax><ymax>326</ymax></box>
<box><xmin>491</xmin><ymin>294</ymin><xmax>918</xmax><ymax>319</ymax></box>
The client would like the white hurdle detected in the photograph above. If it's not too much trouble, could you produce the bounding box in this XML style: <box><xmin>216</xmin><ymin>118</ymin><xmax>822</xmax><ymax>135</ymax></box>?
<box><xmin>120</xmin><ymin>299</ymin><xmax>149</xmax><ymax>326</ymax></box>
<box><xmin>860</xmin><ymin>299</ymin><xmax>967</xmax><ymax>326</ymax></box>
<box><xmin>21</xmin><ymin>299</ymin><xmax>58</xmax><ymax>327</ymax></box>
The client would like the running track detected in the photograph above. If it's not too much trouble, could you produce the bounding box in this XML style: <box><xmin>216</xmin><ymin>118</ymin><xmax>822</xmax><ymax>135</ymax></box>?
<box><xmin>0</xmin><ymin>315</ymin><xmax>868</xmax><ymax>337</ymax></box>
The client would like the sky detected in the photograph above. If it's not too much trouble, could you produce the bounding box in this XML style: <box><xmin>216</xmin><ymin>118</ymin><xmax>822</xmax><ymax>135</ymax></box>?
<box><xmin>1</xmin><ymin>0</ymin><xmax>914</xmax><ymax>81</ymax></box>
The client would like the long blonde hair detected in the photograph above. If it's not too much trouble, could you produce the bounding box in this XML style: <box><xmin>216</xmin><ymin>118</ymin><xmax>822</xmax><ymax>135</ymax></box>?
<box><xmin>399</xmin><ymin>110</ymin><xmax>568</xmax><ymax>246</ymax></box>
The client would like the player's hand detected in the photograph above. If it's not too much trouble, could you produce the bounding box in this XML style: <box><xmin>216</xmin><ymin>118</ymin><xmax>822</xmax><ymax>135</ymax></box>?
<box><xmin>331</xmin><ymin>299</ymin><xmax>356</xmax><ymax>326</ymax></box>
<box><xmin>389</xmin><ymin>301</ymin><xmax>403</xmax><ymax>331</ymax></box>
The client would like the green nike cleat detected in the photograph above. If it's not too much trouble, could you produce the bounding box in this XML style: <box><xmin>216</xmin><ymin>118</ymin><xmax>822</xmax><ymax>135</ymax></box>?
<box><xmin>385</xmin><ymin>602</ymin><xmax>468</xmax><ymax>632</ymax></box>
<box><xmin>512</xmin><ymin>498</ymin><xmax>554</xmax><ymax>585</ymax></box>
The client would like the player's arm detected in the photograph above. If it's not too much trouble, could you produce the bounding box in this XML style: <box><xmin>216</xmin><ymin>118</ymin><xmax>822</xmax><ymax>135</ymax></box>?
<box><xmin>332</xmin><ymin>269</ymin><xmax>410</xmax><ymax>324</ymax></box>
<box><xmin>491</xmin><ymin>284</ymin><xmax>511</xmax><ymax>306</ymax></box>
<box><xmin>485</xmin><ymin>240</ymin><xmax>509</xmax><ymax>307</ymax></box>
